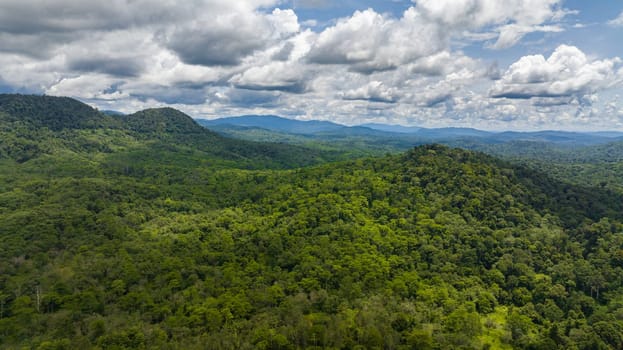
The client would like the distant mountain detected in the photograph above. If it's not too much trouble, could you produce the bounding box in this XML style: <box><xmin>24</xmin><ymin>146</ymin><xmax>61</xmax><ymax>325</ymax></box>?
<box><xmin>416</xmin><ymin>127</ymin><xmax>493</xmax><ymax>139</ymax></box>
<box><xmin>198</xmin><ymin>115</ymin><xmax>345</xmax><ymax>135</ymax></box>
<box><xmin>360</xmin><ymin>123</ymin><xmax>422</xmax><ymax>133</ymax></box>
<box><xmin>587</xmin><ymin>131</ymin><xmax>623</xmax><ymax>138</ymax></box>
<box><xmin>490</xmin><ymin>130</ymin><xmax>615</xmax><ymax>146</ymax></box>
<box><xmin>201</xmin><ymin>115</ymin><xmax>623</xmax><ymax>161</ymax></box>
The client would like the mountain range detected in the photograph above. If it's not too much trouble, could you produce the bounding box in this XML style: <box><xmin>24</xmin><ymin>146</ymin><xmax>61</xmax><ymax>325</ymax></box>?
<box><xmin>199</xmin><ymin>115</ymin><xmax>623</xmax><ymax>146</ymax></box>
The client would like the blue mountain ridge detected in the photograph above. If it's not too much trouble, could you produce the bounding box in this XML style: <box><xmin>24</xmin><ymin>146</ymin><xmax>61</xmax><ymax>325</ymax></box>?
<box><xmin>198</xmin><ymin>115</ymin><xmax>623</xmax><ymax>145</ymax></box>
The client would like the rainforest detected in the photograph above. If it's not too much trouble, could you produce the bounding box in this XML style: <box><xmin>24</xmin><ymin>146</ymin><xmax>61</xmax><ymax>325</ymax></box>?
<box><xmin>2</xmin><ymin>94</ymin><xmax>623</xmax><ymax>349</ymax></box>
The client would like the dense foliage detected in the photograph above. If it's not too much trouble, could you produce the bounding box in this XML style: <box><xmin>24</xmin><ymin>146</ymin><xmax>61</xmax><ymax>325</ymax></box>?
<box><xmin>2</xmin><ymin>95</ymin><xmax>623</xmax><ymax>349</ymax></box>
<box><xmin>206</xmin><ymin>122</ymin><xmax>623</xmax><ymax>196</ymax></box>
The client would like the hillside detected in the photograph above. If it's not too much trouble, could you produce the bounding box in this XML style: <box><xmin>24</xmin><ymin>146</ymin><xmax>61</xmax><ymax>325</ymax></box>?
<box><xmin>0</xmin><ymin>94</ymin><xmax>346</xmax><ymax>169</ymax></box>
<box><xmin>1</xmin><ymin>96</ymin><xmax>623</xmax><ymax>349</ymax></box>
<box><xmin>202</xmin><ymin>115</ymin><xmax>623</xmax><ymax>195</ymax></box>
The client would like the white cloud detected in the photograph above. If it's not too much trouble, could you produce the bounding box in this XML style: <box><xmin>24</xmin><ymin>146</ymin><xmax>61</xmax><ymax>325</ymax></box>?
<box><xmin>306</xmin><ymin>8</ymin><xmax>445</xmax><ymax>73</ymax></box>
<box><xmin>408</xmin><ymin>51</ymin><xmax>480</xmax><ymax>76</ymax></box>
<box><xmin>415</xmin><ymin>0</ymin><xmax>571</xmax><ymax>49</ymax></box>
<box><xmin>341</xmin><ymin>81</ymin><xmax>399</xmax><ymax>103</ymax></box>
<box><xmin>490</xmin><ymin>45</ymin><xmax>622</xmax><ymax>99</ymax></box>
<box><xmin>492</xmin><ymin>24</ymin><xmax>563</xmax><ymax>49</ymax></box>
<box><xmin>306</xmin><ymin>0</ymin><xmax>571</xmax><ymax>74</ymax></box>
<box><xmin>46</xmin><ymin>74</ymin><xmax>129</xmax><ymax>101</ymax></box>
<box><xmin>608</xmin><ymin>12</ymin><xmax>623</xmax><ymax>27</ymax></box>
<box><xmin>0</xmin><ymin>0</ymin><xmax>620</xmax><ymax>130</ymax></box>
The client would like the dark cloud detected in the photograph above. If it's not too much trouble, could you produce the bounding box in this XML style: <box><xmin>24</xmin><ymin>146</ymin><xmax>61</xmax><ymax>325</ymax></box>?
<box><xmin>272</xmin><ymin>42</ymin><xmax>295</xmax><ymax>61</ymax></box>
<box><xmin>0</xmin><ymin>1</ymin><xmax>189</xmax><ymax>35</ymax></box>
<box><xmin>0</xmin><ymin>32</ymin><xmax>74</xmax><ymax>58</ymax></box>
<box><xmin>163</xmin><ymin>8</ymin><xmax>299</xmax><ymax>67</ymax></box>
<box><xmin>233</xmin><ymin>81</ymin><xmax>307</xmax><ymax>94</ymax></box>
<box><xmin>131</xmin><ymin>86</ymin><xmax>208</xmax><ymax>105</ymax></box>
<box><xmin>68</xmin><ymin>58</ymin><xmax>145</xmax><ymax>78</ymax></box>
<box><xmin>342</xmin><ymin>95</ymin><xmax>397</xmax><ymax>103</ymax></box>
<box><xmin>165</xmin><ymin>27</ymin><xmax>268</xmax><ymax>66</ymax></box>
<box><xmin>424</xmin><ymin>93</ymin><xmax>453</xmax><ymax>107</ymax></box>
<box><xmin>490</xmin><ymin>91</ymin><xmax>565</xmax><ymax>99</ymax></box>
<box><xmin>227</xmin><ymin>89</ymin><xmax>282</xmax><ymax>108</ymax></box>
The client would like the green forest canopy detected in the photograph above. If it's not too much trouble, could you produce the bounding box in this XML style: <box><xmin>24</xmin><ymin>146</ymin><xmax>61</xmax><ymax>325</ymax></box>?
<box><xmin>1</xmin><ymin>95</ymin><xmax>623</xmax><ymax>349</ymax></box>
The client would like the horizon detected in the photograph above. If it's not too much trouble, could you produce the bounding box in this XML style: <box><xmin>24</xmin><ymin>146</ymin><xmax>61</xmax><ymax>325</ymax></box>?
<box><xmin>5</xmin><ymin>92</ymin><xmax>623</xmax><ymax>134</ymax></box>
<box><xmin>0</xmin><ymin>1</ymin><xmax>622</xmax><ymax>130</ymax></box>
<box><xmin>196</xmin><ymin>112</ymin><xmax>623</xmax><ymax>134</ymax></box>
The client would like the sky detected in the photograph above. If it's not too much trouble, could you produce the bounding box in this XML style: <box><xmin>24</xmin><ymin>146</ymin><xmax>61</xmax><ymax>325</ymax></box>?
<box><xmin>1</xmin><ymin>1</ymin><xmax>623</xmax><ymax>130</ymax></box>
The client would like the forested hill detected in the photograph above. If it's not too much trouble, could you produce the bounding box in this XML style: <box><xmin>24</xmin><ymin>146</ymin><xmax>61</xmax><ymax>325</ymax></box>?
<box><xmin>0</xmin><ymin>94</ymin><xmax>345</xmax><ymax>168</ymax></box>
<box><xmin>0</xmin><ymin>94</ymin><xmax>117</xmax><ymax>130</ymax></box>
<box><xmin>2</xmin><ymin>95</ymin><xmax>623</xmax><ymax>350</ymax></box>
<box><xmin>123</xmin><ymin>108</ymin><xmax>209</xmax><ymax>135</ymax></box>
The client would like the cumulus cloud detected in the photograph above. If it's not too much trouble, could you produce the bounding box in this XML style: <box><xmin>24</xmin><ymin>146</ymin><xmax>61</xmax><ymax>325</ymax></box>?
<box><xmin>162</xmin><ymin>8</ymin><xmax>300</xmax><ymax>66</ymax></box>
<box><xmin>490</xmin><ymin>45</ymin><xmax>622</xmax><ymax>99</ymax></box>
<box><xmin>408</xmin><ymin>51</ymin><xmax>480</xmax><ymax>76</ymax></box>
<box><xmin>306</xmin><ymin>8</ymin><xmax>444</xmax><ymax>73</ymax></box>
<box><xmin>306</xmin><ymin>0</ymin><xmax>571</xmax><ymax>74</ymax></box>
<box><xmin>0</xmin><ymin>0</ymin><xmax>620</xmax><ymax>130</ymax></box>
<box><xmin>341</xmin><ymin>81</ymin><xmax>399</xmax><ymax>103</ymax></box>
<box><xmin>415</xmin><ymin>0</ymin><xmax>571</xmax><ymax>49</ymax></box>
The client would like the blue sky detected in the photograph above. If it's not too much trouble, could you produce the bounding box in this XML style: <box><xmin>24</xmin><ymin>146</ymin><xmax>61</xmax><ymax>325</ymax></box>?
<box><xmin>0</xmin><ymin>0</ymin><xmax>622</xmax><ymax>130</ymax></box>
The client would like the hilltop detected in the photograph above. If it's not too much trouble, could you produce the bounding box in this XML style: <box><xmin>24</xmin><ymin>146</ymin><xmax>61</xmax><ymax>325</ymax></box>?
<box><xmin>0</xmin><ymin>94</ymin><xmax>346</xmax><ymax>168</ymax></box>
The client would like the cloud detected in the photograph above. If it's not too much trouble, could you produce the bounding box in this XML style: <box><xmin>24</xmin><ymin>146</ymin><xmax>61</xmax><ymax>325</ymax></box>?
<box><xmin>490</xmin><ymin>45</ymin><xmax>622</xmax><ymax>99</ymax></box>
<box><xmin>608</xmin><ymin>12</ymin><xmax>623</xmax><ymax>27</ymax></box>
<box><xmin>408</xmin><ymin>51</ymin><xmax>480</xmax><ymax>76</ymax></box>
<box><xmin>230</xmin><ymin>62</ymin><xmax>309</xmax><ymax>93</ymax></box>
<box><xmin>492</xmin><ymin>24</ymin><xmax>563</xmax><ymax>49</ymax></box>
<box><xmin>68</xmin><ymin>58</ymin><xmax>144</xmax><ymax>78</ymax></box>
<box><xmin>0</xmin><ymin>0</ymin><xmax>621</xmax><ymax>130</ymax></box>
<box><xmin>341</xmin><ymin>81</ymin><xmax>399</xmax><ymax>103</ymax></box>
<box><xmin>414</xmin><ymin>0</ymin><xmax>571</xmax><ymax>49</ymax></box>
<box><xmin>46</xmin><ymin>74</ymin><xmax>129</xmax><ymax>101</ymax></box>
<box><xmin>226</xmin><ymin>89</ymin><xmax>282</xmax><ymax>108</ymax></box>
<box><xmin>0</xmin><ymin>0</ymin><xmax>281</xmax><ymax>34</ymax></box>
<box><xmin>0</xmin><ymin>32</ymin><xmax>75</xmax><ymax>59</ymax></box>
<box><xmin>306</xmin><ymin>8</ymin><xmax>444</xmax><ymax>73</ymax></box>
<box><xmin>306</xmin><ymin>1</ymin><xmax>571</xmax><ymax>74</ymax></box>
<box><xmin>163</xmin><ymin>8</ymin><xmax>300</xmax><ymax>67</ymax></box>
